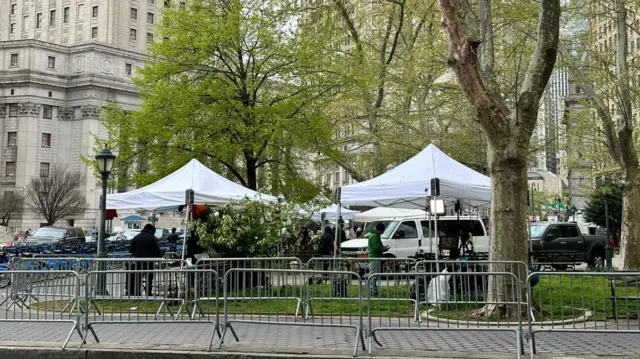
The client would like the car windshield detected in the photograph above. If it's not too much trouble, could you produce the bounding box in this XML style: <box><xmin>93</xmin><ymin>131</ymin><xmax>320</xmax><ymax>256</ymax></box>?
<box><xmin>32</xmin><ymin>228</ymin><xmax>65</xmax><ymax>239</ymax></box>
<box><xmin>529</xmin><ymin>224</ymin><xmax>548</xmax><ymax>238</ymax></box>
<box><xmin>362</xmin><ymin>221</ymin><xmax>398</xmax><ymax>239</ymax></box>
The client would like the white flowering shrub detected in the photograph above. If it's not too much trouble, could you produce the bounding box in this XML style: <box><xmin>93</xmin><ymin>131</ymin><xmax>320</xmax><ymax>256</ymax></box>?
<box><xmin>191</xmin><ymin>198</ymin><xmax>328</xmax><ymax>257</ymax></box>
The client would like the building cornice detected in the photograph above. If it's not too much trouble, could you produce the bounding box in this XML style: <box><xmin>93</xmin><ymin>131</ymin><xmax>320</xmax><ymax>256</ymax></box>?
<box><xmin>0</xmin><ymin>40</ymin><xmax>148</xmax><ymax>61</ymax></box>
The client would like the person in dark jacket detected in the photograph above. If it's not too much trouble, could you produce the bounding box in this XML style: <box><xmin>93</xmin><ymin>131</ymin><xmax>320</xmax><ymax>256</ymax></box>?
<box><xmin>185</xmin><ymin>230</ymin><xmax>205</xmax><ymax>298</ymax></box>
<box><xmin>166</xmin><ymin>227</ymin><xmax>180</xmax><ymax>244</ymax></box>
<box><xmin>319</xmin><ymin>226</ymin><xmax>334</xmax><ymax>271</ymax></box>
<box><xmin>129</xmin><ymin>224</ymin><xmax>162</xmax><ymax>296</ymax></box>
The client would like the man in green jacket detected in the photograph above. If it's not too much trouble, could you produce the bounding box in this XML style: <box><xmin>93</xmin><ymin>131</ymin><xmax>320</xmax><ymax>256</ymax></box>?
<box><xmin>368</xmin><ymin>222</ymin><xmax>386</xmax><ymax>295</ymax></box>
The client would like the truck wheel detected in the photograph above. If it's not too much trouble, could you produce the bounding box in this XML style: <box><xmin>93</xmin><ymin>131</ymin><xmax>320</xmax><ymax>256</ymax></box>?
<box><xmin>589</xmin><ymin>251</ymin><xmax>605</xmax><ymax>269</ymax></box>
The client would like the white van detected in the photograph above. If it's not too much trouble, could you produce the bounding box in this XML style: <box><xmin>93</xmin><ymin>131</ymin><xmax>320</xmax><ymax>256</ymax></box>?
<box><xmin>340</xmin><ymin>215</ymin><xmax>490</xmax><ymax>259</ymax></box>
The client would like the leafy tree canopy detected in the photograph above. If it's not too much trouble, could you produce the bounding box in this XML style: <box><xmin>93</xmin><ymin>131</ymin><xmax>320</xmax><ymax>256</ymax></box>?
<box><xmin>584</xmin><ymin>182</ymin><xmax>623</xmax><ymax>234</ymax></box>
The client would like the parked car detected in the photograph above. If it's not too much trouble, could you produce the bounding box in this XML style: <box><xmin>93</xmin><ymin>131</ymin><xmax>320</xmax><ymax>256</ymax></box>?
<box><xmin>25</xmin><ymin>227</ymin><xmax>86</xmax><ymax>246</ymax></box>
<box><xmin>340</xmin><ymin>215</ymin><xmax>490</xmax><ymax>259</ymax></box>
<box><xmin>529</xmin><ymin>222</ymin><xmax>607</xmax><ymax>268</ymax></box>
<box><xmin>121</xmin><ymin>229</ymin><xmax>141</xmax><ymax>240</ymax></box>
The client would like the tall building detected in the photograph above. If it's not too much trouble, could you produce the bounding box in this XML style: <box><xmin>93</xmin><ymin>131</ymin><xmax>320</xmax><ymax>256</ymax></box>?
<box><xmin>0</xmin><ymin>0</ymin><xmax>177</xmax><ymax>229</ymax></box>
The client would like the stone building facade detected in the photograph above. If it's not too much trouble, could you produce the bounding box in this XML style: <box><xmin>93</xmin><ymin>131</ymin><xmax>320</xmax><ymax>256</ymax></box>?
<box><xmin>0</xmin><ymin>0</ymin><xmax>165</xmax><ymax>229</ymax></box>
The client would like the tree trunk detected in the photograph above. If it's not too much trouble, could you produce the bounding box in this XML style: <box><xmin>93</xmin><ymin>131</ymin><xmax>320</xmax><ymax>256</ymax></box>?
<box><xmin>481</xmin><ymin>145</ymin><xmax>529</xmax><ymax>317</ymax></box>
<box><xmin>620</xmin><ymin>173</ymin><xmax>640</xmax><ymax>269</ymax></box>
<box><xmin>246</xmin><ymin>156</ymin><xmax>258</xmax><ymax>191</ymax></box>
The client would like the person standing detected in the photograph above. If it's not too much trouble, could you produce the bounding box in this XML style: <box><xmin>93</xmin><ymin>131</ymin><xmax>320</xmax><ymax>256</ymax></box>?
<box><xmin>129</xmin><ymin>224</ymin><xmax>162</xmax><ymax>296</ymax></box>
<box><xmin>167</xmin><ymin>228</ymin><xmax>180</xmax><ymax>244</ymax></box>
<box><xmin>368</xmin><ymin>222</ymin><xmax>386</xmax><ymax>295</ymax></box>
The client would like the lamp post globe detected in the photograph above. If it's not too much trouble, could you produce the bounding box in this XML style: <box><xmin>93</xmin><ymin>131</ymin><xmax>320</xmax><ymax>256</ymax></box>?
<box><xmin>96</xmin><ymin>146</ymin><xmax>116</xmax><ymax>174</ymax></box>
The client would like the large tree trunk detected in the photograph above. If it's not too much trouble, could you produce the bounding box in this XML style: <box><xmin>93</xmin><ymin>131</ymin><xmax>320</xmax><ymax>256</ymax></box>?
<box><xmin>482</xmin><ymin>145</ymin><xmax>529</xmax><ymax>317</ymax></box>
<box><xmin>620</xmin><ymin>173</ymin><xmax>640</xmax><ymax>269</ymax></box>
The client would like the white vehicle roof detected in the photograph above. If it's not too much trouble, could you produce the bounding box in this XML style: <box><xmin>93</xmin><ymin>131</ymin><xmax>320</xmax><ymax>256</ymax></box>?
<box><xmin>371</xmin><ymin>214</ymin><xmax>486</xmax><ymax>222</ymax></box>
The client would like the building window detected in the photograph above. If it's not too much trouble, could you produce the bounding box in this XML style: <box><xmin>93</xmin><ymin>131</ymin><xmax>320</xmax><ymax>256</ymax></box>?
<box><xmin>125</xmin><ymin>63</ymin><xmax>132</xmax><ymax>75</ymax></box>
<box><xmin>10</xmin><ymin>23</ymin><xmax>15</xmax><ymax>34</ymax></box>
<box><xmin>77</xmin><ymin>4</ymin><xmax>83</xmax><ymax>20</ymax></box>
<box><xmin>8</xmin><ymin>104</ymin><xmax>18</xmax><ymax>117</ymax></box>
<box><xmin>91</xmin><ymin>26</ymin><xmax>98</xmax><ymax>38</ymax></box>
<box><xmin>147</xmin><ymin>12</ymin><xmax>154</xmax><ymax>24</ymax></box>
<box><xmin>6</xmin><ymin>162</ymin><xmax>16</xmax><ymax>177</ymax></box>
<box><xmin>179</xmin><ymin>1</ymin><xmax>185</xmax><ymax>10</ymax></box>
<box><xmin>10</xmin><ymin>54</ymin><xmax>18</xmax><ymax>67</ymax></box>
<box><xmin>47</xmin><ymin>56</ymin><xmax>56</xmax><ymax>69</ymax></box>
<box><xmin>42</xmin><ymin>105</ymin><xmax>52</xmax><ymax>119</ymax></box>
<box><xmin>129</xmin><ymin>28</ymin><xmax>137</xmax><ymax>40</ymax></box>
<box><xmin>164</xmin><ymin>0</ymin><xmax>170</xmax><ymax>7</ymax></box>
<box><xmin>39</xmin><ymin>163</ymin><xmax>50</xmax><ymax>177</ymax></box>
<box><xmin>146</xmin><ymin>32</ymin><xmax>153</xmax><ymax>43</ymax></box>
<box><xmin>49</xmin><ymin>10</ymin><xmax>55</xmax><ymax>26</ymax></box>
<box><xmin>92</xmin><ymin>6</ymin><xmax>98</xmax><ymax>17</ymax></box>
<box><xmin>7</xmin><ymin>132</ymin><xmax>17</xmax><ymax>147</ymax></box>
<box><xmin>63</xmin><ymin>7</ymin><xmax>69</xmax><ymax>23</ymax></box>
<box><xmin>41</xmin><ymin>133</ymin><xmax>51</xmax><ymax>147</ymax></box>
<box><xmin>10</xmin><ymin>4</ymin><xmax>16</xmax><ymax>14</ymax></box>
<box><xmin>22</xmin><ymin>15</ymin><xmax>28</xmax><ymax>31</ymax></box>
<box><xmin>148</xmin><ymin>0</ymin><xmax>154</xmax><ymax>4</ymax></box>
<box><xmin>130</xmin><ymin>8</ymin><xmax>137</xmax><ymax>19</ymax></box>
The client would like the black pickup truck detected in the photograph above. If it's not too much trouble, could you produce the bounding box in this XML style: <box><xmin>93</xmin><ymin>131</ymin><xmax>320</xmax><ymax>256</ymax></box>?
<box><xmin>529</xmin><ymin>222</ymin><xmax>607</xmax><ymax>269</ymax></box>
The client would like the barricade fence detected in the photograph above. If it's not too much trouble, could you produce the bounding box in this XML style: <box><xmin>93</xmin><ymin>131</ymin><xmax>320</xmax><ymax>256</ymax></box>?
<box><xmin>527</xmin><ymin>271</ymin><xmax>640</xmax><ymax>358</ymax></box>
<box><xmin>220</xmin><ymin>268</ymin><xmax>365</xmax><ymax>356</ymax></box>
<box><xmin>81</xmin><ymin>268</ymin><xmax>219</xmax><ymax>351</ymax></box>
<box><xmin>366</xmin><ymin>271</ymin><xmax>524</xmax><ymax>358</ymax></box>
<box><xmin>0</xmin><ymin>270</ymin><xmax>82</xmax><ymax>349</ymax></box>
<box><xmin>3</xmin><ymin>256</ymin><xmax>640</xmax><ymax>358</ymax></box>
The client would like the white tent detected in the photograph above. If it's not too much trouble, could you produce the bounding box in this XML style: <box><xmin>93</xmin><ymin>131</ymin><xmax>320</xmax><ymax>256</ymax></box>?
<box><xmin>311</xmin><ymin>204</ymin><xmax>359</xmax><ymax>221</ymax></box>
<box><xmin>352</xmin><ymin>207</ymin><xmax>427</xmax><ymax>222</ymax></box>
<box><xmin>340</xmin><ymin>144</ymin><xmax>491</xmax><ymax>209</ymax></box>
<box><xmin>107</xmin><ymin>159</ymin><xmax>278</xmax><ymax>209</ymax></box>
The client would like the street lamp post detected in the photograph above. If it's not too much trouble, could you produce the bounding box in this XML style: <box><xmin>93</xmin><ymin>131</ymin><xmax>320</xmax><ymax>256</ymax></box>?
<box><xmin>95</xmin><ymin>146</ymin><xmax>116</xmax><ymax>294</ymax></box>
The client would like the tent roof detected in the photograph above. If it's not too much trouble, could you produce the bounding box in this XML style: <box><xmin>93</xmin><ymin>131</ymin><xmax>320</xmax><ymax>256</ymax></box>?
<box><xmin>310</xmin><ymin>204</ymin><xmax>360</xmax><ymax>221</ymax></box>
<box><xmin>107</xmin><ymin>159</ymin><xmax>278</xmax><ymax>210</ymax></box>
<box><xmin>352</xmin><ymin>207</ymin><xmax>426</xmax><ymax>222</ymax></box>
<box><xmin>121</xmin><ymin>215</ymin><xmax>145</xmax><ymax>222</ymax></box>
<box><xmin>340</xmin><ymin>144</ymin><xmax>491</xmax><ymax>209</ymax></box>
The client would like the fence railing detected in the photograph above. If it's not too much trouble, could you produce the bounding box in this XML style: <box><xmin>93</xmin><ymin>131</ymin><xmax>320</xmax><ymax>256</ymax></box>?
<box><xmin>81</xmin><ymin>268</ymin><xmax>219</xmax><ymax>351</ymax></box>
<box><xmin>0</xmin><ymin>270</ymin><xmax>82</xmax><ymax>349</ymax></box>
<box><xmin>2</xmin><ymin>255</ymin><xmax>640</xmax><ymax>358</ymax></box>
<box><xmin>526</xmin><ymin>271</ymin><xmax>640</xmax><ymax>358</ymax></box>
<box><xmin>220</xmin><ymin>268</ymin><xmax>365</xmax><ymax>356</ymax></box>
<box><xmin>366</xmin><ymin>271</ymin><xmax>524</xmax><ymax>358</ymax></box>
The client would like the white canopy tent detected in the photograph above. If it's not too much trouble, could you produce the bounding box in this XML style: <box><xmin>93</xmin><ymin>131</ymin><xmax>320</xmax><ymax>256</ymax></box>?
<box><xmin>310</xmin><ymin>204</ymin><xmax>360</xmax><ymax>221</ymax></box>
<box><xmin>106</xmin><ymin>159</ymin><xmax>278</xmax><ymax>209</ymax></box>
<box><xmin>340</xmin><ymin>144</ymin><xmax>491</xmax><ymax>209</ymax></box>
<box><xmin>352</xmin><ymin>207</ymin><xmax>427</xmax><ymax>222</ymax></box>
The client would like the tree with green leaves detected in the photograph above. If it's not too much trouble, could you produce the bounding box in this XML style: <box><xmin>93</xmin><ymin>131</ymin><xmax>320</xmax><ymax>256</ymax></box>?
<box><xmin>562</xmin><ymin>0</ymin><xmax>640</xmax><ymax>269</ymax></box>
<box><xmin>437</xmin><ymin>0</ymin><xmax>560</xmax><ymax>317</ymax></box>
<box><xmin>302</xmin><ymin>0</ymin><xmax>487</xmax><ymax>181</ymax></box>
<box><xmin>584</xmin><ymin>182</ymin><xmax>623</xmax><ymax>239</ymax></box>
<box><xmin>101</xmin><ymin>0</ymin><xmax>336</xmax><ymax>201</ymax></box>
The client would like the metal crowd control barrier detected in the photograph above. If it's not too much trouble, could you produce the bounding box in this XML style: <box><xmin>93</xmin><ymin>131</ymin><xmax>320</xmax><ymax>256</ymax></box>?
<box><xmin>306</xmin><ymin>257</ymin><xmax>419</xmax><ymax>320</ymax></box>
<box><xmin>367</xmin><ymin>271</ymin><xmax>523</xmax><ymax>358</ymax></box>
<box><xmin>219</xmin><ymin>268</ymin><xmax>365</xmax><ymax>357</ymax></box>
<box><xmin>0</xmin><ymin>270</ymin><xmax>82</xmax><ymax>348</ymax></box>
<box><xmin>527</xmin><ymin>271</ymin><xmax>640</xmax><ymax>358</ymax></box>
<box><xmin>81</xmin><ymin>268</ymin><xmax>219</xmax><ymax>351</ymax></box>
<box><xmin>191</xmin><ymin>257</ymin><xmax>303</xmax><ymax>320</ymax></box>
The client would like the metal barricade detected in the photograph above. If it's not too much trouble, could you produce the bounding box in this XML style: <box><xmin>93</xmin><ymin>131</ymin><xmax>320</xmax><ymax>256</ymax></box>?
<box><xmin>81</xmin><ymin>268</ymin><xmax>218</xmax><ymax>351</ymax></box>
<box><xmin>527</xmin><ymin>271</ymin><xmax>640</xmax><ymax>358</ymax></box>
<box><xmin>306</xmin><ymin>257</ymin><xmax>417</xmax><ymax>320</ymax></box>
<box><xmin>308</xmin><ymin>256</ymin><xmax>417</xmax><ymax>276</ymax></box>
<box><xmin>0</xmin><ymin>270</ymin><xmax>82</xmax><ymax>348</ymax></box>
<box><xmin>219</xmin><ymin>268</ymin><xmax>365</xmax><ymax>356</ymax></box>
<box><xmin>191</xmin><ymin>257</ymin><xmax>303</xmax><ymax>320</ymax></box>
<box><xmin>367</xmin><ymin>271</ymin><xmax>523</xmax><ymax>358</ymax></box>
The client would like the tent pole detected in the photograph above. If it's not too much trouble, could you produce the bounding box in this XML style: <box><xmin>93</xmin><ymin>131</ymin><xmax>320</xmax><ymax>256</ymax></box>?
<box><xmin>335</xmin><ymin>187</ymin><xmax>342</xmax><ymax>260</ymax></box>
